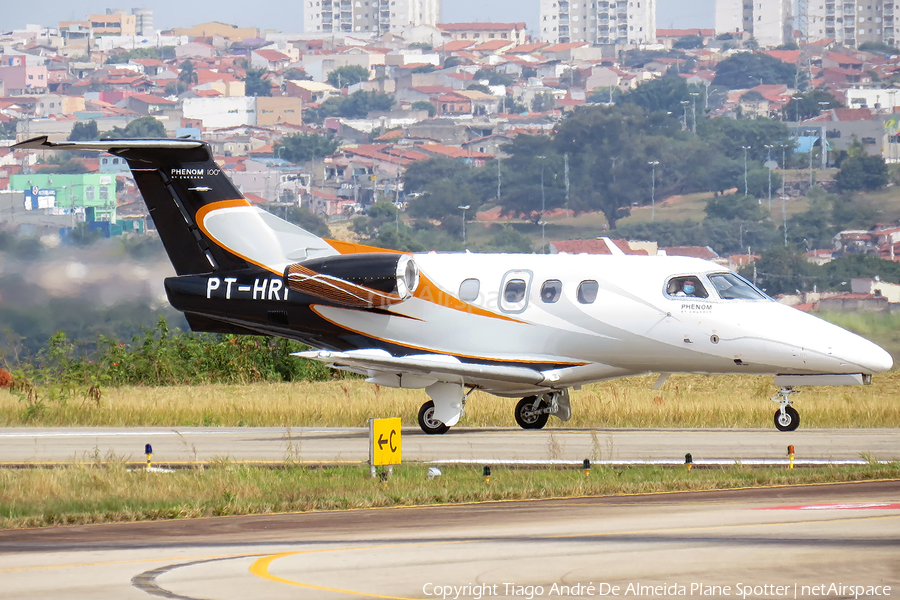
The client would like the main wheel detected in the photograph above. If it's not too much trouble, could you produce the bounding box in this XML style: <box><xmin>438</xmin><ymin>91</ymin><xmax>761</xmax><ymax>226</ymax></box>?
<box><xmin>515</xmin><ymin>396</ymin><xmax>550</xmax><ymax>430</ymax></box>
<box><xmin>774</xmin><ymin>405</ymin><xmax>800</xmax><ymax>432</ymax></box>
<box><xmin>418</xmin><ymin>400</ymin><xmax>450</xmax><ymax>435</ymax></box>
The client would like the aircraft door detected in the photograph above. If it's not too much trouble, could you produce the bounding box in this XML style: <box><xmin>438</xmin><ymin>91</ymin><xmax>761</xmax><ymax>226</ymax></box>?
<box><xmin>499</xmin><ymin>270</ymin><xmax>533</xmax><ymax>314</ymax></box>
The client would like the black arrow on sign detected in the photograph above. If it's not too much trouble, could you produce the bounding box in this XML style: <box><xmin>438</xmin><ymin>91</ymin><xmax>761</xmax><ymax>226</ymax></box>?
<box><xmin>378</xmin><ymin>434</ymin><xmax>388</xmax><ymax>450</ymax></box>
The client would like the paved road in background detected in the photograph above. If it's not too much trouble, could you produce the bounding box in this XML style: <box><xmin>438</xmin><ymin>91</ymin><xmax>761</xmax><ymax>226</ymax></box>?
<box><xmin>1</xmin><ymin>481</ymin><xmax>898</xmax><ymax>599</ymax></box>
<box><xmin>0</xmin><ymin>427</ymin><xmax>897</xmax><ymax>464</ymax></box>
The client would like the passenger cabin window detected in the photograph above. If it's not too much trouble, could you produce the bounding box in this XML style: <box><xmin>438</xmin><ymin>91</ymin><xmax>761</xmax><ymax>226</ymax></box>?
<box><xmin>577</xmin><ymin>280</ymin><xmax>599</xmax><ymax>304</ymax></box>
<box><xmin>504</xmin><ymin>279</ymin><xmax>527</xmax><ymax>303</ymax></box>
<box><xmin>665</xmin><ymin>276</ymin><xmax>709</xmax><ymax>299</ymax></box>
<box><xmin>459</xmin><ymin>278</ymin><xmax>480</xmax><ymax>302</ymax></box>
<box><xmin>500</xmin><ymin>270</ymin><xmax>532</xmax><ymax>313</ymax></box>
<box><xmin>540</xmin><ymin>280</ymin><xmax>562</xmax><ymax>303</ymax></box>
<box><xmin>709</xmin><ymin>273</ymin><xmax>767</xmax><ymax>300</ymax></box>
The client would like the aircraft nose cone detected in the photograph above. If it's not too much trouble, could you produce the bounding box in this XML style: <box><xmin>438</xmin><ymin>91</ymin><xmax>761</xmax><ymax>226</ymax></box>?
<box><xmin>859</xmin><ymin>343</ymin><xmax>894</xmax><ymax>374</ymax></box>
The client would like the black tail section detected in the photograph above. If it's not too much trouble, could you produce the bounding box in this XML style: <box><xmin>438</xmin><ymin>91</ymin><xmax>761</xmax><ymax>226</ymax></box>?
<box><xmin>12</xmin><ymin>136</ymin><xmax>252</xmax><ymax>276</ymax></box>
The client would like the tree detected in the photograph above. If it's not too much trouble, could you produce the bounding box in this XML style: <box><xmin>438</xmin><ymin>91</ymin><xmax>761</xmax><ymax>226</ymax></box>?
<box><xmin>836</xmin><ymin>155</ymin><xmax>889</xmax><ymax>192</ymax></box>
<box><xmin>35</xmin><ymin>158</ymin><xmax>90</xmax><ymax>174</ymax></box>
<box><xmin>326</xmin><ymin>65</ymin><xmax>370</xmax><ymax>88</ymax></box>
<box><xmin>783</xmin><ymin>89</ymin><xmax>842</xmax><ymax>121</ymax></box>
<box><xmin>479</xmin><ymin>226</ymin><xmax>534</xmax><ymax>253</ymax></box>
<box><xmin>858</xmin><ymin>41</ymin><xmax>898</xmax><ymax>55</ymax></box>
<box><xmin>242</xmin><ymin>67</ymin><xmax>272</xmax><ymax>97</ymax></box>
<box><xmin>68</xmin><ymin>120</ymin><xmax>100</xmax><ymax>141</ymax></box>
<box><xmin>274</xmin><ymin>133</ymin><xmax>339</xmax><ymax>163</ymax></box>
<box><xmin>746</xmin><ymin>168</ymin><xmax>782</xmax><ymax>199</ymax></box>
<box><xmin>283</xmin><ymin>67</ymin><xmax>312</xmax><ymax>81</ymax></box>
<box><xmin>673</xmin><ymin>35</ymin><xmax>704</xmax><ymax>49</ymax></box>
<box><xmin>740</xmin><ymin>246</ymin><xmax>819</xmax><ymax>295</ymax></box>
<box><xmin>531</xmin><ymin>92</ymin><xmax>556</xmax><ymax>112</ymax></box>
<box><xmin>619</xmin><ymin>75</ymin><xmax>702</xmax><ymax>116</ymax></box>
<box><xmin>178</xmin><ymin>60</ymin><xmax>198</xmax><ymax>86</ymax></box>
<box><xmin>473</xmin><ymin>68</ymin><xmax>515</xmax><ymax>87</ymax></box>
<box><xmin>283</xmin><ymin>206</ymin><xmax>331</xmax><ymax>237</ymax></box>
<box><xmin>712</xmin><ymin>52</ymin><xmax>797</xmax><ymax>89</ymax></box>
<box><xmin>102</xmin><ymin>116</ymin><xmax>167</xmax><ymax>139</ymax></box>
<box><xmin>411</xmin><ymin>101</ymin><xmax>436</xmax><ymax>117</ymax></box>
<box><xmin>466</xmin><ymin>83</ymin><xmax>491</xmax><ymax>94</ymax></box>
<box><xmin>704</xmin><ymin>194</ymin><xmax>767</xmax><ymax>221</ymax></box>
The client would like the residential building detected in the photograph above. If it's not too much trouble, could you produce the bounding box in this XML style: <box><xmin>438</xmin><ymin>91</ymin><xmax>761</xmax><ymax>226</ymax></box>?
<box><xmin>132</xmin><ymin>8</ymin><xmax>154</xmax><ymax>36</ymax></box>
<box><xmin>0</xmin><ymin>65</ymin><xmax>49</xmax><ymax>95</ymax></box>
<box><xmin>256</xmin><ymin>97</ymin><xmax>303</xmax><ymax>126</ymax></box>
<box><xmin>437</xmin><ymin>22</ymin><xmax>528</xmax><ymax>45</ymax></box>
<box><xmin>88</xmin><ymin>12</ymin><xmax>137</xmax><ymax>37</ymax></box>
<box><xmin>170</xmin><ymin>21</ymin><xmax>259</xmax><ymax>42</ymax></box>
<box><xmin>804</xmin><ymin>0</ymin><xmax>896</xmax><ymax>47</ymax></box>
<box><xmin>304</xmin><ymin>0</ymin><xmax>441</xmax><ymax>35</ymax></box>
<box><xmin>538</xmin><ymin>0</ymin><xmax>656</xmax><ymax>46</ymax></box>
<box><xmin>743</xmin><ymin>0</ymin><xmax>793</xmax><ymax>47</ymax></box>
<box><xmin>714</xmin><ymin>0</ymin><xmax>743</xmax><ymax>35</ymax></box>
<box><xmin>9</xmin><ymin>173</ymin><xmax>118</xmax><ymax>223</ymax></box>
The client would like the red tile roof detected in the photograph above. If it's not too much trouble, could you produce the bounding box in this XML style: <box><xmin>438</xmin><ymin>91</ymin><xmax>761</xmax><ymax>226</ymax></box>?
<box><xmin>419</xmin><ymin>143</ymin><xmax>493</xmax><ymax>159</ymax></box>
<box><xmin>542</xmin><ymin>42</ymin><xmax>589</xmax><ymax>53</ymax></box>
<box><xmin>663</xmin><ymin>246</ymin><xmax>719</xmax><ymax>259</ymax></box>
<box><xmin>254</xmin><ymin>49</ymin><xmax>291</xmax><ymax>62</ymax></box>
<box><xmin>551</xmin><ymin>238</ymin><xmax>647</xmax><ymax>255</ymax></box>
<box><xmin>127</xmin><ymin>93</ymin><xmax>177</xmax><ymax>105</ymax></box>
<box><xmin>434</xmin><ymin>40</ymin><xmax>475</xmax><ymax>52</ymax></box>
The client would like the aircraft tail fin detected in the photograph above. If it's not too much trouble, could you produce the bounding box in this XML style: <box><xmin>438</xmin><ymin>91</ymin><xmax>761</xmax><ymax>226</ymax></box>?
<box><xmin>13</xmin><ymin>136</ymin><xmax>336</xmax><ymax>276</ymax></box>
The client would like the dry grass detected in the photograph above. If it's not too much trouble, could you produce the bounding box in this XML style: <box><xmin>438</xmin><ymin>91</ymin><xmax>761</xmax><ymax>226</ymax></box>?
<box><xmin>2</xmin><ymin>372</ymin><xmax>899</xmax><ymax>428</ymax></box>
<box><xmin>1</xmin><ymin>462</ymin><xmax>897</xmax><ymax>529</ymax></box>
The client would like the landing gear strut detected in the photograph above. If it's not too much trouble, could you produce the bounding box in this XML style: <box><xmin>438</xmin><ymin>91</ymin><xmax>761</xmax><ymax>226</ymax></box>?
<box><xmin>514</xmin><ymin>390</ymin><xmax>571</xmax><ymax>430</ymax></box>
<box><xmin>771</xmin><ymin>387</ymin><xmax>801</xmax><ymax>432</ymax></box>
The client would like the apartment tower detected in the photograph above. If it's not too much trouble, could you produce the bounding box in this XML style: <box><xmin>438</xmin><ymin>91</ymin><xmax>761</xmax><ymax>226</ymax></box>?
<box><xmin>539</xmin><ymin>0</ymin><xmax>656</xmax><ymax>45</ymax></box>
<box><xmin>305</xmin><ymin>0</ymin><xmax>441</xmax><ymax>35</ymax></box>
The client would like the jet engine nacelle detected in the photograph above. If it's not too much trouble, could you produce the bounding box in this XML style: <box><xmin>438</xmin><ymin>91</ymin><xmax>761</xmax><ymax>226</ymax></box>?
<box><xmin>284</xmin><ymin>253</ymin><xmax>419</xmax><ymax>309</ymax></box>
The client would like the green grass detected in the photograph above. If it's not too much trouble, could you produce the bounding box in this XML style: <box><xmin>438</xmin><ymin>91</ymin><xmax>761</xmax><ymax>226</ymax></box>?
<box><xmin>0</xmin><ymin>463</ymin><xmax>897</xmax><ymax>529</ymax></box>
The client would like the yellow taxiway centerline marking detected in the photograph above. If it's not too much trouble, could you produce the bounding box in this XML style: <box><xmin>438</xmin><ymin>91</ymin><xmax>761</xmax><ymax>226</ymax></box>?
<box><xmin>249</xmin><ymin>513</ymin><xmax>900</xmax><ymax>596</ymax></box>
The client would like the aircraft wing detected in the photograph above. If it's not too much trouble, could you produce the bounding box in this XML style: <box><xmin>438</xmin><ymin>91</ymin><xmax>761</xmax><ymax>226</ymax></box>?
<box><xmin>292</xmin><ymin>349</ymin><xmax>547</xmax><ymax>387</ymax></box>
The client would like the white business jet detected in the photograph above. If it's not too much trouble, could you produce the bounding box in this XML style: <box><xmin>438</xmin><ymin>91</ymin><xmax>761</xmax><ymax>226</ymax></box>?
<box><xmin>14</xmin><ymin>136</ymin><xmax>893</xmax><ymax>434</ymax></box>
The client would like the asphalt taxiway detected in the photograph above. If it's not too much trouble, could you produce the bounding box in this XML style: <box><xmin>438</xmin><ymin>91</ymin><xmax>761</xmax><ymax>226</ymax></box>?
<box><xmin>0</xmin><ymin>481</ymin><xmax>897</xmax><ymax>599</ymax></box>
<box><xmin>0</xmin><ymin>427</ymin><xmax>898</xmax><ymax>465</ymax></box>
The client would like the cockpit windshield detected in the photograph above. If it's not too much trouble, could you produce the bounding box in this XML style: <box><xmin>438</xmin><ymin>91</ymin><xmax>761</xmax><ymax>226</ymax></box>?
<box><xmin>708</xmin><ymin>273</ymin><xmax>768</xmax><ymax>300</ymax></box>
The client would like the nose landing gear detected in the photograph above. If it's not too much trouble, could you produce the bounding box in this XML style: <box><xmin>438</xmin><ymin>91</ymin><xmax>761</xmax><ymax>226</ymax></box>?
<box><xmin>771</xmin><ymin>387</ymin><xmax>801</xmax><ymax>432</ymax></box>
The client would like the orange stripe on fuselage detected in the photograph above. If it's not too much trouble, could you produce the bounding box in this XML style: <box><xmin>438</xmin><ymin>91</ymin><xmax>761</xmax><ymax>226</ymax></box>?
<box><xmin>310</xmin><ymin>305</ymin><xmax>586</xmax><ymax>367</ymax></box>
<box><xmin>324</xmin><ymin>240</ymin><xmax>524</xmax><ymax>324</ymax></box>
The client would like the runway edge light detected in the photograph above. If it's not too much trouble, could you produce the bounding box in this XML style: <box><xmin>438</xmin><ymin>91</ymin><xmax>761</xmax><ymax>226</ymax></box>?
<box><xmin>583</xmin><ymin>458</ymin><xmax>591</xmax><ymax>479</ymax></box>
<box><xmin>788</xmin><ymin>445</ymin><xmax>795</xmax><ymax>469</ymax></box>
<box><xmin>145</xmin><ymin>444</ymin><xmax>152</xmax><ymax>471</ymax></box>
<box><xmin>685</xmin><ymin>453</ymin><xmax>692</xmax><ymax>471</ymax></box>
<box><xmin>483</xmin><ymin>465</ymin><xmax>491</xmax><ymax>484</ymax></box>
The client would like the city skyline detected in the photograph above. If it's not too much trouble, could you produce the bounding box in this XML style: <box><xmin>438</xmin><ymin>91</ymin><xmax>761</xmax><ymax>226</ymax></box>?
<box><xmin>1</xmin><ymin>0</ymin><xmax>712</xmax><ymax>39</ymax></box>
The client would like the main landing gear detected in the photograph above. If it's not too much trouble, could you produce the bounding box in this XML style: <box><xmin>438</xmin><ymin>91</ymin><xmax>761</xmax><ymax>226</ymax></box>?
<box><xmin>416</xmin><ymin>388</ymin><xmax>573</xmax><ymax>434</ymax></box>
<box><xmin>514</xmin><ymin>390</ymin><xmax>572</xmax><ymax>430</ymax></box>
<box><xmin>771</xmin><ymin>387</ymin><xmax>801</xmax><ymax>432</ymax></box>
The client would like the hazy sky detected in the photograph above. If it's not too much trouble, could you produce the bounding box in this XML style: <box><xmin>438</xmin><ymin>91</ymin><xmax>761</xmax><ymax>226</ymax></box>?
<box><xmin>0</xmin><ymin>0</ymin><xmax>712</xmax><ymax>37</ymax></box>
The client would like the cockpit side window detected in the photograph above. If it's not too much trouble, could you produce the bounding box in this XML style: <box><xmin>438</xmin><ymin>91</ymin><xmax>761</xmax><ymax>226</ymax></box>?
<box><xmin>708</xmin><ymin>273</ymin><xmax>767</xmax><ymax>300</ymax></box>
<box><xmin>665</xmin><ymin>276</ymin><xmax>709</xmax><ymax>299</ymax></box>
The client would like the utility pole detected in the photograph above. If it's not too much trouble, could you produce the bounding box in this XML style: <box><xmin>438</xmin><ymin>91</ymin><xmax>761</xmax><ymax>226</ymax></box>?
<box><xmin>648</xmin><ymin>160</ymin><xmax>659</xmax><ymax>221</ymax></box>
<box><xmin>741</xmin><ymin>145</ymin><xmax>751</xmax><ymax>196</ymax></box>
<box><xmin>564</xmin><ymin>152</ymin><xmax>570</xmax><ymax>218</ymax></box>
<box><xmin>689</xmin><ymin>92</ymin><xmax>699</xmax><ymax>134</ymax></box>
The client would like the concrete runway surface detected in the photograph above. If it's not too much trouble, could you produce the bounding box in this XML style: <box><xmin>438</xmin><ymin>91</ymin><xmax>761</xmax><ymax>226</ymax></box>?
<box><xmin>0</xmin><ymin>481</ymin><xmax>897</xmax><ymax>599</ymax></box>
<box><xmin>0</xmin><ymin>427</ymin><xmax>899</xmax><ymax>465</ymax></box>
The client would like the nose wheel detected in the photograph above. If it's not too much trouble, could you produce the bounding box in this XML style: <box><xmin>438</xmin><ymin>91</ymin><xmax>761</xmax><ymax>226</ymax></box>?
<box><xmin>771</xmin><ymin>387</ymin><xmax>801</xmax><ymax>432</ymax></box>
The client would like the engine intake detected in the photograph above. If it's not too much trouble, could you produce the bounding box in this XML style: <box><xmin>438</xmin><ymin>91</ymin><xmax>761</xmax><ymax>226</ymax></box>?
<box><xmin>284</xmin><ymin>253</ymin><xmax>419</xmax><ymax>309</ymax></box>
